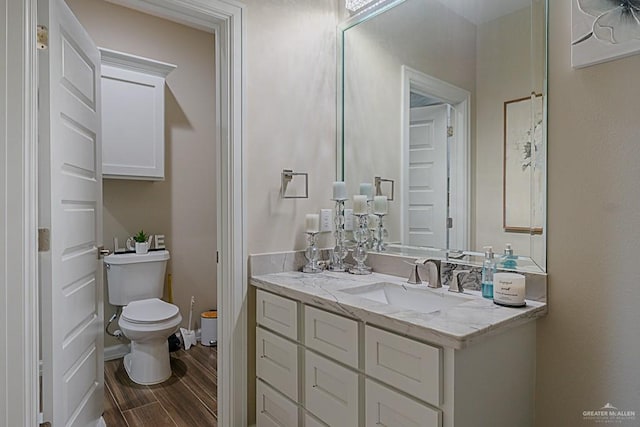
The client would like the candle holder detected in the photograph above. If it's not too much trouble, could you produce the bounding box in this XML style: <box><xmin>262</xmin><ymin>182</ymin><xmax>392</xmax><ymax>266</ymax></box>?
<box><xmin>302</xmin><ymin>232</ymin><xmax>322</xmax><ymax>273</ymax></box>
<box><xmin>374</xmin><ymin>213</ymin><xmax>387</xmax><ymax>252</ymax></box>
<box><xmin>330</xmin><ymin>199</ymin><xmax>349</xmax><ymax>272</ymax></box>
<box><xmin>349</xmin><ymin>213</ymin><xmax>372</xmax><ymax>275</ymax></box>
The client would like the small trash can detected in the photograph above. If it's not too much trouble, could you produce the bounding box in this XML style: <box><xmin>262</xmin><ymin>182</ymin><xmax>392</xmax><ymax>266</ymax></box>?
<box><xmin>201</xmin><ymin>310</ymin><xmax>218</xmax><ymax>346</ymax></box>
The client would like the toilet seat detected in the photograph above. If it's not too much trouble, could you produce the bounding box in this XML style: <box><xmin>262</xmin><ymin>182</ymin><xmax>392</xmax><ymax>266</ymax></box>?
<box><xmin>122</xmin><ymin>298</ymin><xmax>179</xmax><ymax>324</ymax></box>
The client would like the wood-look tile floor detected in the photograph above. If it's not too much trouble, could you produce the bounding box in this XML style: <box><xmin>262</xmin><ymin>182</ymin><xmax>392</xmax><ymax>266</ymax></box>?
<box><xmin>104</xmin><ymin>345</ymin><xmax>217</xmax><ymax>427</ymax></box>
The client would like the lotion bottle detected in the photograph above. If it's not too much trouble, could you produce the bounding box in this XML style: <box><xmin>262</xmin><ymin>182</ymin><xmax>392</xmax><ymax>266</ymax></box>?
<box><xmin>500</xmin><ymin>243</ymin><xmax>518</xmax><ymax>269</ymax></box>
<box><xmin>481</xmin><ymin>246</ymin><xmax>496</xmax><ymax>299</ymax></box>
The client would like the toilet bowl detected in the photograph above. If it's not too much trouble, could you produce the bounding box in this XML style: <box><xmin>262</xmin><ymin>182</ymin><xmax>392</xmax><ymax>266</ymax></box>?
<box><xmin>104</xmin><ymin>250</ymin><xmax>182</xmax><ymax>385</ymax></box>
<box><xmin>118</xmin><ymin>298</ymin><xmax>182</xmax><ymax>385</ymax></box>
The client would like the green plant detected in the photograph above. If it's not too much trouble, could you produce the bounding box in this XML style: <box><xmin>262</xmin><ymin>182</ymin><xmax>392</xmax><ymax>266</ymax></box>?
<box><xmin>133</xmin><ymin>230</ymin><xmax>148</xmax><ymax>243</ymax></box>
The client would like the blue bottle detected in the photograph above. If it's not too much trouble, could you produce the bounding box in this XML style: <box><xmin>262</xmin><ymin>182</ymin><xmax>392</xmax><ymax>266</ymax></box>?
<box><xmin>481</xmin><ymin>246</ymin><xmax>496</xmax><ymax>299</ymax></box>
<box><xmin>500</xmin><ymin>243</ymin><xmax>518</xmax><ymax>269</ymax></box>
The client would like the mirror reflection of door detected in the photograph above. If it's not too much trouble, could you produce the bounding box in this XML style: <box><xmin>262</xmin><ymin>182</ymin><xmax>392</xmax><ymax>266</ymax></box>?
<box><xmin>405</xmin><ymin>98</ymin><xmax>449</xmax><ymax>248</ymax></box>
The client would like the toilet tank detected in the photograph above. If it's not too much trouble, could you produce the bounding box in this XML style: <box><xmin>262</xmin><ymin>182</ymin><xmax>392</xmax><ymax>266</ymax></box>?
<box><xmin>104</xmin><ymin>250</ymin><xmax>170</xmax><ymax>306</ymax></box>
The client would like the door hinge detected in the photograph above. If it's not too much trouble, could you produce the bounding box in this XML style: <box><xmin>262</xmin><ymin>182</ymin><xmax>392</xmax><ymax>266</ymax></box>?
<box><xmin>37</xmin><ymin>412</ymin><xmax>44</xmax><ymax>425</ymax></box>
<box><xmin>38</xmin><ymin>228</ymin><xmax>50</xmax><ymax>252</ymax></box>
<box><xmin>447</xmin><ymin>126</ymin><xmax>454</xmax><ymax>137</ymax></box>
<box><xmin>37</xmin><ymin>25</ymin><xmax>48</xmax><ymax>50</ymax></box>
<box><xmin>447</xmin><ymin>218</ymin><xmax>453</xmax><ymax>229</ymax></box>
<box><xmin>216</xmin><ymin>251</ymin><xmax>219</xmax><ymax>263</ymax></box>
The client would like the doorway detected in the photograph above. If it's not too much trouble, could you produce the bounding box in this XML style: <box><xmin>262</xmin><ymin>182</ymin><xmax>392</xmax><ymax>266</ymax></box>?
<box><xmin>29</xmin><ymin>0</ymin><xmax>245</xmax><ymax>426</ymax></box>
<box><xmin>401</xmin><ymin>66</ymin><xmax>470</xmax><ymax>252</ymax></box>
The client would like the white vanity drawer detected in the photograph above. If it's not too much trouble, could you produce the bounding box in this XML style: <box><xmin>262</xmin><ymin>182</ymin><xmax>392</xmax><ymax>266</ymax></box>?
<box><xmin>256</xmin><ymin>379</ymin><xmax>299</xmax><ymax>427</ymax></box>
<box><xmin>305</xmin><ymin>350</ymin><xmax>359</xmax><ymax>427</ymax></box>
<box><xmin>256</xmin><ymin>327</ymin><xmax>299</xmax><ymax>401</ymax></box>
<box><xmin>304</xmin><ymin>305</ymin><xmax>359</xmax><ymax>368</ymax></box>
<box><xmin>257</xmin><ymin>289</ymin><xmax>298</xmax><ymax>340</ymax></box>
<box><xmin>365</xmin><ymin>325</ymin><xmax>442</xmax><ymax>406</ymax></box>
<box><xmin>304</xmin><ymin>412</ymin><xmax>328</xmax><ymax>427</ymax></box>
<box><xmin>365</xmin><ymin>379</ymin><xmax>442</xmax><ymax>427</ymax></box>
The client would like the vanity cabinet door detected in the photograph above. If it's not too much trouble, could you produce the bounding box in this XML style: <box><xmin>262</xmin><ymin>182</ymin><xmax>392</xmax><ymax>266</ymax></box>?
<box><xmin>257</xmin><ymin>290</ymin><xmax>298</xmax><ymax>340</ymax></box>
<box><xmin>365</xmin><ymin>326</ymin><xmax>442</xmax><ymax>406</ymax></box>
<box><xmin>304</xmin><ymin>412</ymin><xmax>328</xmax><ymax>427</ymax></box>
<box><xmin>256</xmin><ymin>327</ymin><xmax>299</xmax><ymax>401</ymax></box>
<box><xmin>365</xmin><ymin>379</ymin><xmax>442</xmax><ymax>427</ymax></box>
<box><xmin>305</xmin><ymin>350</ymin><xmax>359</xmax><ymax>427</ymax></box>
<box><xmin>304</xmin><ymin>305</ymin><xmax>359</xmax><ymax>368</ymax></box>
<box><xmin>256</xmin><ymin>379</ymin><xmax>299</xmax><ymax>427</ymax></box>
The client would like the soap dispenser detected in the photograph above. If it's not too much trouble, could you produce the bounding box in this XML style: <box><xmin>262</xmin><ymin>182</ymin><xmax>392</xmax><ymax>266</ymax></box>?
<box><xmin>481</xmin><ymin>246</ymin><xmax>496</xmax><ymax>299</ymax></box>
<box><xmin>500</xmin><ymin>243</ymin><xmax>518</xmax><ymax>269</ymax></box>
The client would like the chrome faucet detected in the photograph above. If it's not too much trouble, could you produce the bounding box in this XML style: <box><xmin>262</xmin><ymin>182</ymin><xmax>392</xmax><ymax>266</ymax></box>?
<box><xmin>406</xmin><ymin>258</ymin><xmax>442</xmax><ymax>288</ymax></box>
<box><xmin>423</xmin><ymin>259</ymin><xmax>442</xmax><ymax>288</ymax></box>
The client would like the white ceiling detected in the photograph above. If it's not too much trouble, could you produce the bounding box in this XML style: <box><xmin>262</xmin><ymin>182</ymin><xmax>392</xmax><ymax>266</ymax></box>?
<box><xmin>438</xmin><ymin>0</ymin><xmax>532</xmax><ymax>25</ymax></box>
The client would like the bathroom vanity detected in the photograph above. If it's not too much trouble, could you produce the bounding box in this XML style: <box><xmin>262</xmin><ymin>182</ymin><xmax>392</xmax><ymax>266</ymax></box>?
<box><xmin>251</xmin><ymin>266</ymin><xmax>546</xmax><ymax>427</ymax></box>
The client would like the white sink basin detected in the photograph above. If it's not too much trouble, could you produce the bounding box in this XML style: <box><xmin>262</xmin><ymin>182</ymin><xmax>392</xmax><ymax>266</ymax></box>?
<box><xmin>341</xmin><ymin>282</ymin><xmax>471</xmax><ymax>313</ymax></box>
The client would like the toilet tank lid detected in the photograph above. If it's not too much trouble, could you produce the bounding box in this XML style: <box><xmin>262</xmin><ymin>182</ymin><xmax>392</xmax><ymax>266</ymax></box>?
<box><xmin>104</xmin><ymin>250</ymin><xmax>170</xmax><ymax>265</ymax></box>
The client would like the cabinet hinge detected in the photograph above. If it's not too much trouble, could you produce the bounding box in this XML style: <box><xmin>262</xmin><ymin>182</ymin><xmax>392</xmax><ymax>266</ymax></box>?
<box><xmin>37</xmin><ymin>25</ymin><xmax>48</xmax><ymax>50</ymax></box>
<box><xmin>38</xmin><ymin>228</ymin><xmax>50</xmax><ymax>252</ymax></box>
<box><xmin>447</xmin><ymin>218</ymin><xmax>453</xmax><ymax>229</ymax></box>
<box><xmin>216</xmin><ymin>251</ymin><xmax>219</xmax><ymax>263</ymax></box>
<box><xmin>447</xmin><ymin>126</ymin><xmax>454</xmax><ymax>137</ymax></box>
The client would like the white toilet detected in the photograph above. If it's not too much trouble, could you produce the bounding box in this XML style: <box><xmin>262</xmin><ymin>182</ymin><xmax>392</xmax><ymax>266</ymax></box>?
<box><xmin>104</xmin><ymin>250</ymin><xmax>182</xmax><ymax>385</ymax></box>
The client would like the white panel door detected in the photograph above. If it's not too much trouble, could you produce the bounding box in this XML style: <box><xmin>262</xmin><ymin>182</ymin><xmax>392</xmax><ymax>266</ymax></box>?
<box><xmin>405</xmin><ymin>105</ymin><xmax>448</xmax><ymax>248</ymax></box>
<box><xmin>38</xmin><ymin>0</ymin><xmax>104</xmax><ymax>425</ymax></box>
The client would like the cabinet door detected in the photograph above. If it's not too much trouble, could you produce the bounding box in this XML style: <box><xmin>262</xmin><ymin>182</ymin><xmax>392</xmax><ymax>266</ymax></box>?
<box><xmin>305</xmin><ymin>350</ymin><xmax>359</xmax><ymax>427</ymax></box>
<box><xmin>257</xmin><ymin>289</ymin><xmax>298</xmax><ymax>340</ymax></box>
<box><xmin>101</xmin><ymin>65</ymin><xmax>166</xmax><ymax>180</ymax></box>
<box><xmin>256</xmin><ymin>380</ymin><xmax>298</xmax><ymax>427</ymax></box>
<box><xmin>304</xmin><ymin>412</ymin><xmax>328</xmax><ymax>427</ymax></box>
<box><xmin>256</xmin><ymin>327</ymin><xmax>299</xmax><ymax>401</ymax></box>
<box><xmin>304</xmin><ymin>305</ymin><xmax>359</xmax><ymax>368</ymax></box>
<box><xmin>365</xmin><ymin>379</ymin><xmax>441</xmax><ymax>427</ymax></box>
<box><xmin>365</xmin><ymin>326</ymin><xmax>442</xmax><ymax>406</ymax></box>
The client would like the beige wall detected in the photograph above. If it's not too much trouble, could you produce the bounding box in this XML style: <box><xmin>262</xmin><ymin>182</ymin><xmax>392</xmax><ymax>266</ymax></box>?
<box><xmin>536</xmin><ymin>0</ymin><xmax>640</xmax><ymax>425</ymax></box>
<box><xmin>67</xmin><ymin>0</ymin><xmax>217</xmax><ymax>347</ymax></box>
<box><xmin>245</xmin><ymin>0</ymin><xmax>339</xmax><ymax>255</ymax></box>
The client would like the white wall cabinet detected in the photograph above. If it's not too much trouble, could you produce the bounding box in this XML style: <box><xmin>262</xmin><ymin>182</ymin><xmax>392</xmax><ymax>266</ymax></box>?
<box><xmin>254</xmin><ymin>288</ymin><xmax>536</xmax><ymax>427</ymax></box>
<box><xmin>99</xmin><ymin>48</ymin><xmax>175</xmax><ymax>180</ymax></box>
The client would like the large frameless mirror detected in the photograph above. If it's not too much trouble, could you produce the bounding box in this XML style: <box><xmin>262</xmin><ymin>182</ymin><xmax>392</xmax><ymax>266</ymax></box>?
<box><xmin>339</xmin><ymin>0</ymin><xmax>548</xmax><ymax>272</ymax></box>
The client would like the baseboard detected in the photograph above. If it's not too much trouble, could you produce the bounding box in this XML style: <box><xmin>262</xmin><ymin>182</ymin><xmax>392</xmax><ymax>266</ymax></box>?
<box><xmin>104</xmin><ymin>343</ymin><xmax>130</xmax><ymax>361</ymax></box>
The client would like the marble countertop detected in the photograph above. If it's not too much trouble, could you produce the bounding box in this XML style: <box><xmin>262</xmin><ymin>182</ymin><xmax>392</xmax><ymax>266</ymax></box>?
<box><xmin>251</xmin><ymin>270</ymin><xmax>547</xmax><ymax>349</ymax></box>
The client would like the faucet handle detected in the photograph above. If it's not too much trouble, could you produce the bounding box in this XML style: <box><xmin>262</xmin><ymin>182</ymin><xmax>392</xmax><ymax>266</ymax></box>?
<box><xmin>450</xmin><ymin>269</ymin><xmax>471</xmax><ymax>293</ymax></box>
<box><xmin>404</xmin><ymin>261</ymin><xmax>422</xmax><ymax>284</ymax></box>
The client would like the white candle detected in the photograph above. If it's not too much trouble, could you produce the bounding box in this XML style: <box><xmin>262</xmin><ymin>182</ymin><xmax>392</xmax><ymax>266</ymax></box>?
<box><xmin>353</xmin><ymin>195</ymin><xmax>368</xmax><ymax>215</ymax></box>
<box><xmin>493</xmin><ymin>272</ymin><xmax>526</xmax><ymax>306</ymax></box>
<box><xmin>332</xmin><ymin>181</ymin><xmax>347</xmax><ymax>200</ymax></box>
<box><xmin>373</xmin><ymin>195</ymin><xmax>388</xmax><ymax>215</ymax></box>
<box><xmin>305</xmin><ymin>214</ymin><xmax>320</xmax><ymax>233</ymax></box>
<box><xmin>359</xmin><ymin>183</ymin><xmax>373</xmax><ymax>201</ymax></box>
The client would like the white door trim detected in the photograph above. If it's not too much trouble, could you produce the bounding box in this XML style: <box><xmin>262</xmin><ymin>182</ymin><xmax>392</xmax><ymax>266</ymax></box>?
<box><xmin>401</xmin><ymin>65</ymin><xmax>470</xmax><ymax>251</ymax></box>
<box><xmin>0</xmin><ymin>1</ymin><xmax>39</xmax><ymax>426</ymax></box>
<box><xmin>5</xmin><ymin>0</ymin><xmax>246</xmax><ymax>426</ymax></box>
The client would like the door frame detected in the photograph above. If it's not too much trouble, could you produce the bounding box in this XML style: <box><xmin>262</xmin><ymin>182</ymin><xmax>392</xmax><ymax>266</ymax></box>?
<box><xmin>401</xmin><ymin>65</ymin><xmax>470</xmax><ymax>251</ymax></box>
<box><xmin>2</xmin><ymin>0</ymin><xmax>247</xmax><ymax>426</ymax></box>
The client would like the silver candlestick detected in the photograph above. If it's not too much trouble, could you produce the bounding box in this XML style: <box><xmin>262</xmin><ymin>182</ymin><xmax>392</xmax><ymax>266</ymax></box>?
<box><xmin>302</xmin><ymin>232</ymin><xmax>322</xmax><ymax>273</ymax></box>
<box><xmin>330</xmin><ymin>199</ymin><xmax>348</xmax><ymax>272</ymax></box>
<box><xmin>349</xmin><ymin>213</ymin><xmax>372</xmax><ymax>275</ymax></box>
<box><xmin>374</xmin><ymin>213</ymin><xmax>387</xmax><ymax>252</ymax></box>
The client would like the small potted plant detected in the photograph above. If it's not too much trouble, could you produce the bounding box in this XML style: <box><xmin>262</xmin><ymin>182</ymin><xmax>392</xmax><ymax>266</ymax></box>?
<box><xmin>133</xmin><ymin>230</ymin><xmax>149</xmax><ymax>254</ymax></box>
